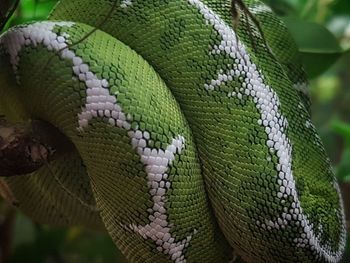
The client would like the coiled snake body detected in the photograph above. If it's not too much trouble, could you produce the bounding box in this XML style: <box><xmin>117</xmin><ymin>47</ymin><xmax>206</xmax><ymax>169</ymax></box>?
<box><xmin>0</xmin><ymin>0</ymin><xmax>346</xmax><ymax>262</ymax></box>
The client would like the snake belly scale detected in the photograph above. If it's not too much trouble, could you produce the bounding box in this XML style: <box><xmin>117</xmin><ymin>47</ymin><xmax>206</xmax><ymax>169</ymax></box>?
<box><xmin>0</xmin><ymin>0</ymin><xmax>346</xmax><ymax>262</ymax></box>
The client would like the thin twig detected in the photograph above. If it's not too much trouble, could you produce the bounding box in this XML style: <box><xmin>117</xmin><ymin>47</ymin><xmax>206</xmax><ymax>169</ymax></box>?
<box><xmin>230</xmin><ymin>0</ymin><xmax>277</xmax><ymax>62</ymax></box>
<box><xmin>43</xmin><ymin>0</ymin><xmax>118</xmax><ymax>71</ymax></box>
<box><xmin>43</xmin><ymin>158</ymin><xmax>99</xmax><ymax>213</ymax></box>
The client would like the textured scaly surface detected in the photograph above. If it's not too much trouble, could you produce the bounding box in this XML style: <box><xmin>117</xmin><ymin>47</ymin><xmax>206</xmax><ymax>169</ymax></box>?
<box><xmin>0</xmin><ymin>0</ymin><xmax>346</xmax><ymax>262</ymax></box>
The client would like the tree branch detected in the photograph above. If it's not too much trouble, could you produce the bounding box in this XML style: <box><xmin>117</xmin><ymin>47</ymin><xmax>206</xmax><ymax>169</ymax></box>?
<box><xmin>0</xmin><ymin>117</ymin><xmax>74</xmax><ymax>177</ymax></box>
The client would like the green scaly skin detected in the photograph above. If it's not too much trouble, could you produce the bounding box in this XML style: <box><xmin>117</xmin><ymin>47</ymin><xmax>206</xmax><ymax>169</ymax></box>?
<box><xmin>0</xmin><ymin>0</ymin><xmax>346</xmax><ymax>262</ymax></box>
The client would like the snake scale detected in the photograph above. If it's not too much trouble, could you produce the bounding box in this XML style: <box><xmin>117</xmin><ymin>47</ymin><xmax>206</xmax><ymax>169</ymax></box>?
<box><xmin>0</xmin><ymin>0</ymin><xmax>346</xmax><ymax>262</ymax></box>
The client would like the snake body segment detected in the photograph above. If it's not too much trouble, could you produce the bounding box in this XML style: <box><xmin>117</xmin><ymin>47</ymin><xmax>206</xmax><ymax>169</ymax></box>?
<box><xmin>0</xmin><ymin>1</ymin><xmax>346</xmax><ymax>262</ymax></box>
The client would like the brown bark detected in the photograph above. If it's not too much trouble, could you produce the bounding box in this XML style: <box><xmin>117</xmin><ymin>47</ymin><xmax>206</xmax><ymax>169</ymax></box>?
<box><xmin>0</xmin><ymin>117</ymin><xmax>74</xmax><ymax>177</ymax></box>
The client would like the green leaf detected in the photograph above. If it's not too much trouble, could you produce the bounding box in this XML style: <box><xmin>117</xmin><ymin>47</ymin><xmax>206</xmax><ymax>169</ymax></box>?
<box><xmin>331</xmin><ymin>120</ymin><xmax>350</xmax><ymax>182</ymax></box>
<box><xmin>331</xmin><ymin>119</ymin><xmax>350</xmax><ymax>146</ymax></box>
<box><xmin>3</xmin><ymin>0</ymin><xmax>57</xmax><ymax>31</ymax></box>
<box><xmin>261</xmin><ymin>0</ymin><xmax>297</xmax><ymax>16</ymax></box>
<box><xmin>331</xmin><ymin>0</ymin><xmax>350</xmax><ymax>15</ymax></box>
<box><xmin>12</xmin><ymin>213</ymin><xmax>36</xmax><ymax>247</ymax></box>
<box><xmin>281</xmin><ymin>16</ymin><xmax>344</xmax><ymax>78</ymax></box>
<box><xmin>336</xmin><ymin>148</ymin><xmax>350</xmax><ymax>182</ymax></box>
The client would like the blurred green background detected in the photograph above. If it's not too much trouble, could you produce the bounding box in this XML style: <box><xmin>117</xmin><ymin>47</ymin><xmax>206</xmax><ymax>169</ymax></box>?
<box><xmin>0</xmin><ymin>0</ymin><xmax>349</xmax><ymax>262</ymax></box>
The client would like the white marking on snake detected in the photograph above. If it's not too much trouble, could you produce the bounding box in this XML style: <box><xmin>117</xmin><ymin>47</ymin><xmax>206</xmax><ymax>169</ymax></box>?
<box><xmin>120</xmin><ymin>0</ymin><xmax>133</xmax><ymax>8</ymax></box>
<box><xmin>0</xmin><ymin>21</ymin><xmax>74</xmax><ymax>77</ymax></box>
<box><xmin>128</xmin><ymin>135</ymin><xmax>194</xmax><ymax>263</ymax></box>
<box><xmin>293</xmin><ymin>82</ymin><xmax>310</xmax><ymax>98</ymax></box>
<box><xmin>305</xmin><ymin>120</ymin><xmax>311</xmax><ymax>129</ymax></box>
<box><xmin>80</xmin><ymin>75</ymin><xmax>193</xmax><ymax>261</ymax></box>
<box><xmin>79</xmin><ymin>76</ymin><xmax>193</xmax><ymax>261</ymax></box>
<box><xmin>188</xmin><ymin>0</ymin><xmax>345</xmax><ymax>261</ymax></box>
<box><xmin>248</xmin><ymin>3</ymin><xmax>273</xmax><ymax>15</ymax></box>
<box><xmin>0</xmin><ymin>21</ymin><xmax>193</xmax><ymax>262</ymax></box>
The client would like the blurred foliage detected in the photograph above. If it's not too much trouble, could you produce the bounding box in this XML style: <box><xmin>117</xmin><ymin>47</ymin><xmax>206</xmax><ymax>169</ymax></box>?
<box><xmin>2</xmin><ymin>0</ymin><xmax>57</xmax><ymax>29</ymax></box>
<box><xmin>0</xmin><ymin>0</ymin><xmax>350</xmax><ymax>262</ymax></box>
<box><xmin>0</xmin><ymin>0</ymin><xmax>19</xmax><ymax>31</ymax></box>
<box><xmin>9</xmin><ymin>213</ymin><xmax>127</xmax><ymax>263</ymax></box>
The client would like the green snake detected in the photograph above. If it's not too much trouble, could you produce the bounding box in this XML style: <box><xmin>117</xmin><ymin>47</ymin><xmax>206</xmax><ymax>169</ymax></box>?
<box><xmin>0</xmin><ymin>0</ymin><xmax>346</xmax><ymax>262</ymax></box>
